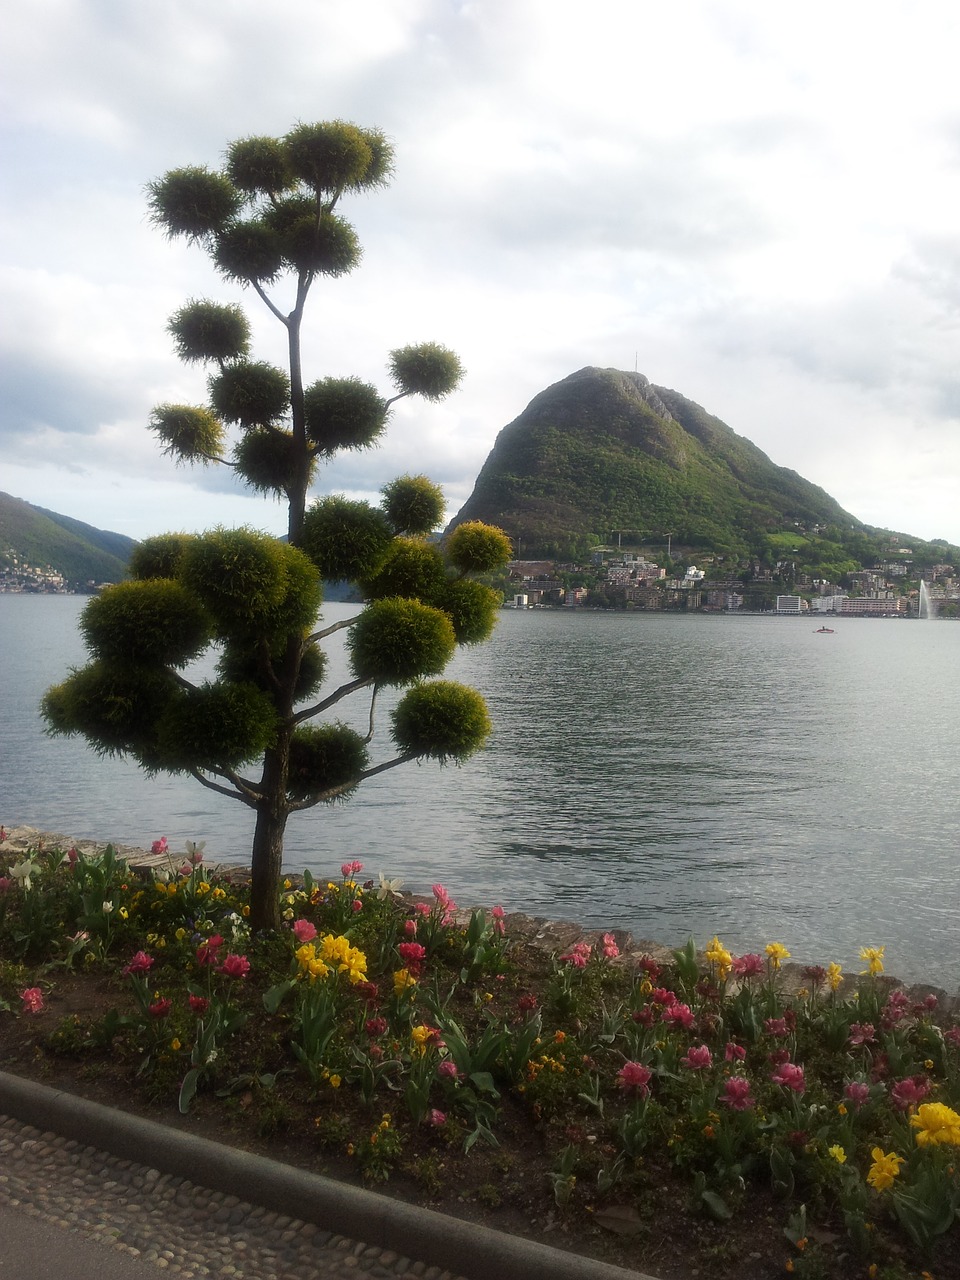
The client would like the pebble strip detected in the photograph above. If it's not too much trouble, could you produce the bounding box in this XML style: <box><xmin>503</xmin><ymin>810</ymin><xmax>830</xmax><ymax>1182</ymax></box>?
<box><xmin>0</xmin><ymin>1115</ymin><xmax>467</xmax><ymax>1280</ymax></box>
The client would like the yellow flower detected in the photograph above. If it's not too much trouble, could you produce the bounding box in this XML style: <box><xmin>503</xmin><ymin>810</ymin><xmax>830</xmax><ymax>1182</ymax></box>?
<box><xmin>866</xmin><ymin>1147</ymin><xmax>905</xmax><ymax>1191</ymax></box>
<box><xmin>705</xmin><ymin>935</ymin><xmax>732</xmax><ymax>979</ymax></box>
<box><xmin>410</xmin><ymin>1024</ymin><xmax>435</xmax><ymax>1055</ymax></box>
<box><xmin>837</xmin><ymin>1103</ymin><xmax>847</xmax><ymax>1116</ymax></box>
<box><xmin>242</xmin><ymin>905</ymin><xmax>250</xmax><ymax>917</ymax></box>
<box><xmin>118</xmin><ymin>907</ymin><xmax>129</xmax><ymax>920</ymax></box>
<box><xmin>197</xmin><ymin>882</ymin><xmax>210</xmax><ymax>895</ymax></box>
<box><xmin>828</xmin><ymin>1145</ymin><xmax>847</xmax><ymax>1164</ymax></box>
<box><xmin>170</xmin><ymin>1038</ymin><xmax>181</xmax><ymax>1051</ymax></box>
<box><xmin>211</xmin><ymin>886</ymin><xmax>226</xmax><ymax>900</ymax></box>
<box><xmin>393</xmin><ymin>968</ymin><xmax>417</xmax><ymax>996</ymax></box>
<box><xmin>859</xmin><ymin>945</ymin><xmax>885</xmax><ymax>976</ymax></box>
<box><xmin>910</xmin><ymin>1102</ymin><xmax>960</xmax><ymax>1148</ymax></box>
<box><xmin>827</xmin><ymin>962</ymin><xmax>843</xmax><ymax>991</ymax></box>
<box><xmin>328</xmin><ymin>1074</ymin><xmax>341</xmax><ymax>1089</ymax></box>
<box><xmin>283</xmin><ymin>878</ymin><xmax>292</xmax><ymax>889</ymax></box>
<box><xmin>765</xmin><ymin>941</ymin><xmax>791</xmax><ymax>970</ymax></box>
<box><xmin>175</xmin><ymin>927</ymin><xmax>187</xmax><ymax>941</ymax></box>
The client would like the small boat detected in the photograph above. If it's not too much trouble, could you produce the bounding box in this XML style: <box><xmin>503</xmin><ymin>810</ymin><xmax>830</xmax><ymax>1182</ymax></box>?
<box><xmin>815</xmin><ymin>626</ymin><xmax>835</xmax><ymax>634</ymax></box>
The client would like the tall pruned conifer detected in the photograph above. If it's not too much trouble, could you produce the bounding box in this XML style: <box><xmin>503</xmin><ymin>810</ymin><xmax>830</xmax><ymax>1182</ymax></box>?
<box><xmin>43</xmin><ymin>122</ymin><xmax>511</xmax><ymax>930</ymax></box>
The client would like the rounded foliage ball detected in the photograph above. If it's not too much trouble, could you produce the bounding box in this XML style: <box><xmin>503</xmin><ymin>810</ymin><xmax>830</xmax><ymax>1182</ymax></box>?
<box><xmin>80</xmin><ymin>580</ymin><xmax>212</xmax><ymax>668</ymax></box>
<box><xmin>218</xmin><ymin>638</ymin><xmax>326</xmax><ymax>701</ymax></box>
<box><xmin>284</xmin><ymin>121</ymin><xmax>377</xmax><ymax>193</ymax></box>
<box><xmin>130</xmin><ymin>534</ymin><xmax>195</xmax><ymax>581</ymax></box>
<box><xmin>156</xmin><ymin>681</ymin><xmax>278</xmax><ymax>771</ymax></box>
<box><xmin>260</xmin><ymin>546</ymin><xmax>323</xmax><ymax>637</ymax></box>
<box><xmin>347</xmin><ymin>597</ymin><xmax>456</xmax><ymax>686</ymax></box>
<box><xmin>148</xmin><ymin>166</ymin><xmax>241</xmax><ymax>240</ymax></box>
<box><xmin>150</xmin><ymin>404</ymin><xmax>225</xmax><ymax>463</ymax></box>
<box><xmin>226</xmin><ymin>136</ymin><xmax>294</xmax><ymax>195</ymax></box>
<box><xmin>209</xmin><ymin>361</ymin><xmax>290</xmax><ymax>427</ymax></box>
<box><xmin>439</xmin><ymin>578</ymin><xmax>500</xmax><ymax>645</ymax></box>
<box><xmin>380</xmin><ymin>475</ymin><xmax>445</xmax><ymax>535</ymax></box>
<box><xmin>362</xmin><ymin>538</ymin><xmax>447</xmax><ymax>603</ymax></box>
<box><xmin>445</xmin><ymin>521</ymin><xmax>513</xmax><ymax>574</ymax></box>
<box><xmin>303</xmin><ymin>377</ymin><xmax>388</xmax><ymax>453</ymax></box>
<box><xmin>279</xmin><ymin>211</ymin><xmax>360</xmax><ymax>277</ymax></box>
<box><xmin>388</xmin><ymin>343</ymin><xmax>463</xmax><ymax>401</ymax></box>
<box><xmin>41</xmin><ymin>662</ymin><xmax>178</xmax><ymax>757</ymax></box>
<box><xmin>233</xmin><ymin>428</ymin><xmax>310</xmax><ymax>496</ymax></box>
<box><xmin>214</xmin><ymin>219</ymin><xmax>283</xmax><ymax>284</ymax></box>
<box><xmin>167</xmin><ymin>301</ymin><xmax>250</xmax><ymax>364</ymax></box>
<box><xmin>300</xmin><ymin>497</ymin><xmax>393</xmax><ymax>582</ymax></box>
<box><xmin>287</xmin><ymin>724</ymin><xmax>369</xmax><ymax>801</ymax></box>
<box><xmin>181</xmin><ymin>528</ymin><xmax>290</xmax><ymax>634</ymax></box>
<box><xmin>391</xmin><ymin>681</ymin><xmax>491</xmax><ymax>763</ymax></box>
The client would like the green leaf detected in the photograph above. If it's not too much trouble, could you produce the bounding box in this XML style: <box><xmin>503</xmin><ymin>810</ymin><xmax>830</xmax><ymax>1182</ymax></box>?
<box><xmin>178</xmin><ymin>1067</ymin><xmax>201</xmax><ymax>1114</ymax></box>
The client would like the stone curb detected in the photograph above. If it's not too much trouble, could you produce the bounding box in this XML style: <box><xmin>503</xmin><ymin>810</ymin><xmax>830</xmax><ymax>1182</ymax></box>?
<box><xmin>0</xmin><ymin>1071</ymin><xmax>657</xmax><ymax>1280</ymax></box>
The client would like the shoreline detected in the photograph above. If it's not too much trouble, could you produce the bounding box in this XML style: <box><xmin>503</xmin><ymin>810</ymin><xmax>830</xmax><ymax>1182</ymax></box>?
<box><xmin>4</xmin><ymin>822</ymin><xmax>958</xmax><ymax>1010</ymax></box>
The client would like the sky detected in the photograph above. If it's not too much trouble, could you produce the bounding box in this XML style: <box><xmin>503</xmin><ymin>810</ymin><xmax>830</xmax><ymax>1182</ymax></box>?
<box><xmin>3</xmin><ymin>0</ymin><xmax>960</xmax><ymax>548</ymax></box>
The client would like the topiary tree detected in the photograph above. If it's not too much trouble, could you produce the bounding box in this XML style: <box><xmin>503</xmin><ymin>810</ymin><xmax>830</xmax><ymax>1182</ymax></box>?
<box><xmin>42</xmin><ymin>121</ymin><xmax>512</xmax><ymax>931</ymax></box>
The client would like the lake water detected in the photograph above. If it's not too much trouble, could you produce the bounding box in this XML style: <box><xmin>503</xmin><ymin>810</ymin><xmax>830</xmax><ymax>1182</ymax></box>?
<box><xmin>1</xmin><ymin>595</ymin><xmax>958</xmax><ymax>988</ymax></box>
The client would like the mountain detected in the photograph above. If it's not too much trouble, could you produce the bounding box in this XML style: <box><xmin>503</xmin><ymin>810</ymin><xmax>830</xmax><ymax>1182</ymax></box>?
<box><xmin>449</xmin><ymin>368</ymin><xmax>860</xmax><ymax>558</ymax></box>
<box><xmin>0</xmin><ymin>492</ymin><xmax>135</xmax><ymax>584</ymax></box>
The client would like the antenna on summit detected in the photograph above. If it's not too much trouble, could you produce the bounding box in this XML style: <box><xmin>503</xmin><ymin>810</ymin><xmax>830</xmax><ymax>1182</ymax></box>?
<box><xmin>634</xmin><ymin>351</ymin><xmax>638</xmax><ymax>372</ymax></box>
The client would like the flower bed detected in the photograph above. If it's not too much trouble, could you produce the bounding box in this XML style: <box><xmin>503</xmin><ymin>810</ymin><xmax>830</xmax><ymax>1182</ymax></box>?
<box><xmin>1</xmin><ymin>833</ymin><xmax>959</xmax><ymax>1280</ymax></box>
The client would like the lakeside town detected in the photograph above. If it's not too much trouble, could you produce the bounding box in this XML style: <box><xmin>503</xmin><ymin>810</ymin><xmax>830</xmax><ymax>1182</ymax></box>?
<box><xmin>504</xmin><ymin>538</ymin><xmax>959</xmax><ymax>617</ymax></box>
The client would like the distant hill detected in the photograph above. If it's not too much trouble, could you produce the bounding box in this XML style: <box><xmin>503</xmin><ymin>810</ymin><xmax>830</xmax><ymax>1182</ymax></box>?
<box><xmin>449</xmin><ymin>368</ymin><xmax>861</xmax><ymax>558</ymax></box>
<box><xmin>0</xmin><ymin>492</ymin><xmax>135</xmax><ymax>584</ymax></box>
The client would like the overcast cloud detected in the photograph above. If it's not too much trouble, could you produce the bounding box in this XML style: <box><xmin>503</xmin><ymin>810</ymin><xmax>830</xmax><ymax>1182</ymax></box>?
<box><xmin>2</xmin><ymin>0</ymin><xmax>959</xmax><ymax>545</ymax></box>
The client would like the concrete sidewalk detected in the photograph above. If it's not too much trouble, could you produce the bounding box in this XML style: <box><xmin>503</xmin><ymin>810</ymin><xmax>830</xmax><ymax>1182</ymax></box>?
<box><xmin>0</xmin><ymin>1071</ymin><xmax>657</xmax><ymax>1280</ymax></box>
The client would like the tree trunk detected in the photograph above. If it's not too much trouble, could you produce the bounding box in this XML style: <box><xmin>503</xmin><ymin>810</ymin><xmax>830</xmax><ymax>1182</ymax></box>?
<box><xmin>249</xmin><ymin>746</ymin><xmax>291</xmax><ymax>933</ymax></box>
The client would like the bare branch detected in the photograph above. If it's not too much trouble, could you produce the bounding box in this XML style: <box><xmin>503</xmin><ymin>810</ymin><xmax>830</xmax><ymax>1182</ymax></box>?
<box><xmin>293</xmin><ymin>675</ymin><xmax>372</xmax><ymax>724</ymax></box>
<box><xmin>383</xmin><ymin>390</ymin><xmax>412</xmax><ymax>409</ymax></box>
<box><xmin>289</xmin><ymin>752</ymin><xmax>416</xmax><ymax>810</ymax></box>
<box><xmin>309</xmin><ymin>614</ymin><xmax>363</xmax><ymax>643</ymax></box>
<box><xmin>189</xmin><ymin>768</ymin><xmax>260</xmax><ymax>808</ymax></box>
<box><xmin>251</xmin><ymin>280</ymin><xmax>289</xmax><ymax>326</ymax></box>
<box><xmin>363</xmin><ymin>684</ymin><xmax>379</xmax><ymax>743</ymax></box>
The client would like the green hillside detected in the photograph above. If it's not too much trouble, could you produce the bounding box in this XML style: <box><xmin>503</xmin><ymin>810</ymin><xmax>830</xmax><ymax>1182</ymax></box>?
<box><xmin>450</xmin><ymin>368</ymin><xmax>860</xmax><ymax>558</ymax></box>
<box><xmin>0</xmin><ymin>492</ymin><xmax>134</xmax><ymax>584</ymax></box>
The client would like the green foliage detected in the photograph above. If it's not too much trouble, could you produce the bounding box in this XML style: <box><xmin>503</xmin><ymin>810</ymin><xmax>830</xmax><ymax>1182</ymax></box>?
<box><xmin>225</xmin><ymin>135</ymin><xmax>294</xmax><ymax>196</ymax></box>
<box><xmin>129</xmin><ymin>534</ymin><xmax>194</xmax><ymax>581</ymax></box>
<box><xmin>180</xmin><ymin>529</ymin><xmax>314</xmax><ymax>640</ymax></box>
<box><xmin>445</xmin><ymin>521</ymin><xmax>513</xmax><ymax>574</ymax></box>
<box><xmin>233</xmin><ymin>429</ymin><xmax>309</xmax><ymax>496</ymax></box>
<box><xmin>80</xmin><ymin>579</ymin><xmax>211</xmax><ymax>668</ymax></box>
<box><xmin>41</xmin><ymin>662</ymin><xmax>178</xmax><ymax>756</ymax></box>
<box><xmin>439</xmin><ymin>578</ymin><xmax>500</xmax><ymax>645</ymax></box>
<box><xmin>150</xmin><ymin>404</ymin><xmax>225</xmax><ymax>463</ymax></box>
<box><xmin>156</xmin><ymin>681</ymin><xmax>278</xmax><ymax>770</ymax></box>
<box><xmin>347</xmin><ymin>597</ymin><xmax>456</xmax><ymax>686</ymax></box>
<box><xmin>303</xmin><ymin>377</ymin><xmax>388</xmax><ymax>452</ymax></box>
<box><xmin>147</xmin><ymin>166</ymin><xmax>242</xmax><ymax>240</ymax></box>
<box><xmin>362</xmin><ymin>537</ymin><xmax>448</xmax><ymax>601</ymax></box>
<box><xmin>167</xmin><ymin>301</ymin><xmax>250</xmax><ymax>364</ymax></box>
<box><xmin>300</xmin><ymin>497</ymin><xmax>393</xmax><ymax>581</ymax></box>
<box><xmin>391</xmin><ymin>680</ymin><xmax>491</xmax><ymax>762</ymax></box>
<box><xmin>287</xmin><ymin>724</ymin><xmax>369</xmax><ymax>800</ymax></box>
<box><xmin>284</xmin><ymin>121</ymin><xmax>393</xmax><ymax>193</ymax></box>
<box><xmin>381</xmin><ymin>475</ymin><xmax>445</xmax><ymax>535</ymax></box>
<box><xmin>218</xmin><ymin>639</ymin><xmax>326</xmax><ymax>701</ymax></box>
<box><xmin>208</xmin><ymin>361</ymin><xmax>290</xmax><ymax>427</ymax></box>
<box><xmin>213</xmin><ymin>219</ymin><xmax>283</xmax><ymax>284</ymax></box>
<box><xmin>388</xmin><ymin>343</ymin><xmax>464</xmax><ymax>401</ymax></box>
<box><xmin>282</xmin><ymin>210</ymin><xmax>361</xmax><ymax>277</ymax></box>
